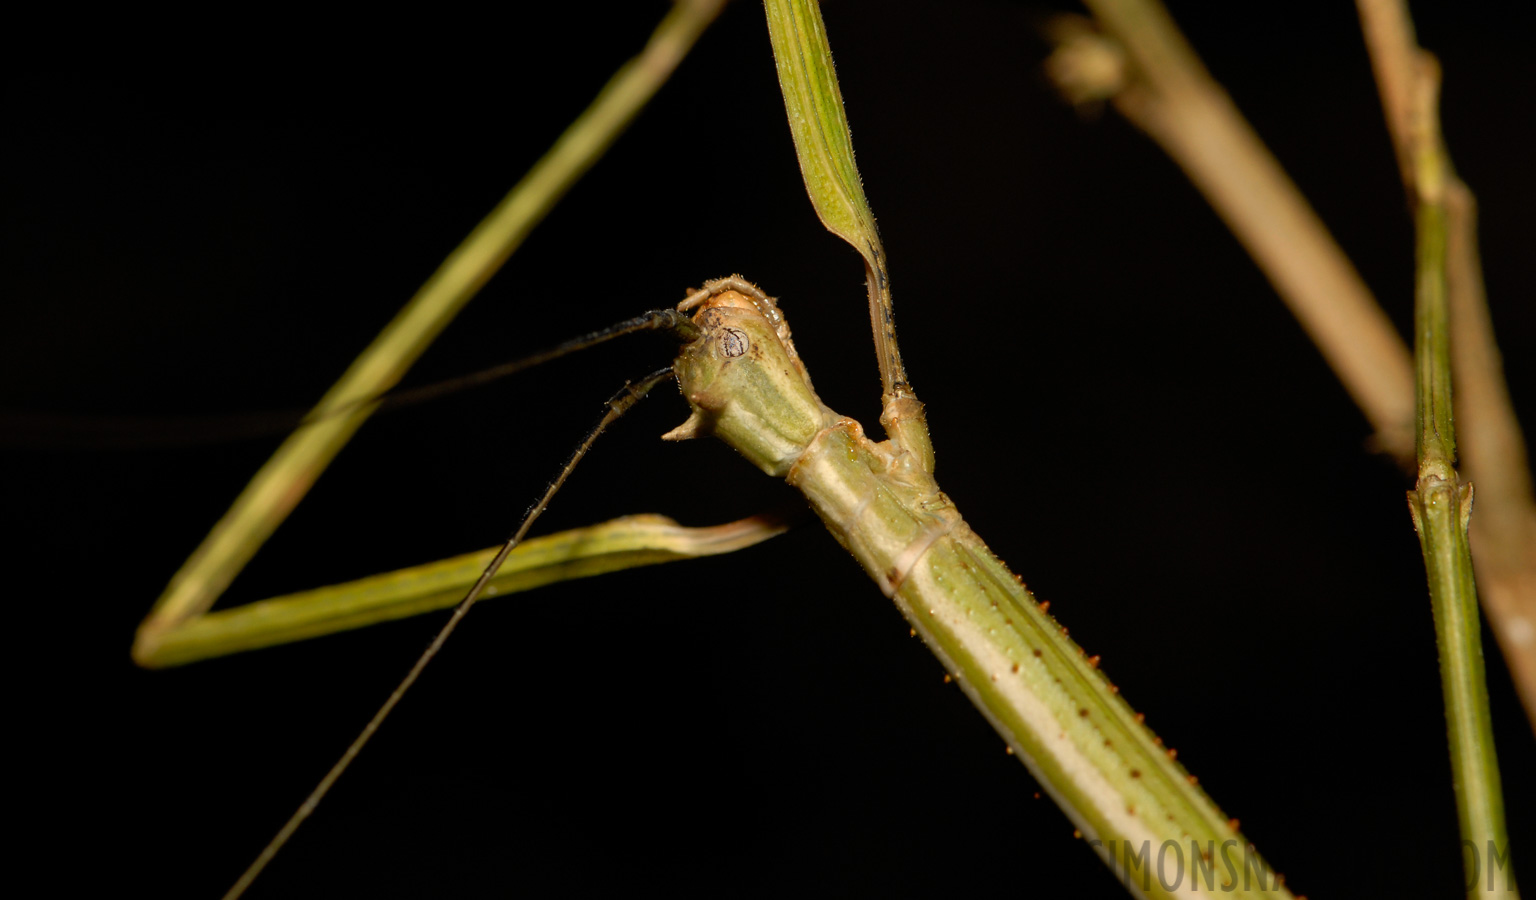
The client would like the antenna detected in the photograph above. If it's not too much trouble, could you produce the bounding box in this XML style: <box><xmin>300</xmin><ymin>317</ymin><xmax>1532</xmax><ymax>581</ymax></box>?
<box><xmin>223</xmin><ymin>365</ymin><xmax>679</xmax><ymax>899</ymax></box>
<box><xmin>2</xmin><ymin>309</ymin><xmax>697</xmax><ymax>450</ymax></box>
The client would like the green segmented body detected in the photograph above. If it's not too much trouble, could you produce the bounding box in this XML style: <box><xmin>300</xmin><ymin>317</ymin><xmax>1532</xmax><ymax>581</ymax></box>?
<box><xmin>667</xmin><ymin>284</ymin><xmax>1293</xmax><ymax>900</ymax></box>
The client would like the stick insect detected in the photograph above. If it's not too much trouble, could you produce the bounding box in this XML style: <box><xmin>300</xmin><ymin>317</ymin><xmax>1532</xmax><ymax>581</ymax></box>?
<box><xmin>8</xmin><ymin>1</ymin><xmax>1533</xmax><ymax>896</ymax></box>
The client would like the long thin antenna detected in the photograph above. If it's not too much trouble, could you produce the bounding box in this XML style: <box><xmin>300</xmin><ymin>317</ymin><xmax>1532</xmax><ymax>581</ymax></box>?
<box><xmin>2</xmin><ymin>309</ymin><xmax>696</xmax><ymax>450</ymax></box>
<box><xmin>223</xmin><ymin>365</ymin><xmax>678</xmax><ymax>900</ymax></box>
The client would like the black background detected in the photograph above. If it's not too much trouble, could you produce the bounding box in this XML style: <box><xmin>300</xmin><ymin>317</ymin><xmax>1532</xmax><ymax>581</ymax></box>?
<box><xmin>4</xmin><ymin>1</ymin><xmax>1533</xmax><ymax>896</ymax></box>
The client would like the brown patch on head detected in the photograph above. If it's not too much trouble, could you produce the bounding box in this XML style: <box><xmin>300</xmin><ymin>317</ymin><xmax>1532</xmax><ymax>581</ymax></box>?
<box><xmin>698</xmin><ymin>289</ymin><xmax>758</xmax><ymax>314</ymax></box>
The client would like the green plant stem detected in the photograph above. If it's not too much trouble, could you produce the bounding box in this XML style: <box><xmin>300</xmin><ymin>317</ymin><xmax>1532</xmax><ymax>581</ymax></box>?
<box><xmin>1356</xmin><ymin>1</ymin><xmax>1519</xmax><ymax>891</ymax></box>
<box><xmin>1358</xmin><ymin>0</ymin><xmax>1536</xmax><ymax>734</ymax></box>
<box><xmin>1407</xmin><ymin>182</ymin><xmax>1517</xmax><ymax>898</ymax></box>
<box><xmin>1362</xmin><ymin>5</ymin><xmax>1519</xmax><ymax>887</ymax></box>
<box><xmin>132</xmin><ymin>0</ymin><xmax>726</xmax><ymax>665</ymax></box>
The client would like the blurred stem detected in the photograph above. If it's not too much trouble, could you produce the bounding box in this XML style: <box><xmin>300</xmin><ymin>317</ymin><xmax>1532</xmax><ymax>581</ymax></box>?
<box><xmin>1048</xmin><ymin>0</ymin><xmax>1416</xmax><ymax>461</ymax></box>
<box><xmin>133</xmin><ymin>0</ymin><xmax>727</xmax><ymax>664</ymax></box>
<box><xmin>1445</xmin><ymin>184</ymin><xmax>1536</xmax><ymax>732</ymax></box>
<box><xmin>1358</xmin><ymin>1</ymin><xmax>1521</xmax><ymax>893</ymax></box>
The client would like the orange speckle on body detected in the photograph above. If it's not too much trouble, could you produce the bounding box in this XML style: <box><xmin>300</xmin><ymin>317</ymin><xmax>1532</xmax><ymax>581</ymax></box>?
<box><xmin>1087</xmin><ymin>655</ymin><xmax>1101</xmax><ymax>668</ymax></box>
<box><xmin>1039</xmin><ymin>601</ymin><xmax>1050</xmax><ymax>613</ymax></box>
<box><xmin>1072</xmin><ymin>829</ymin><xmax>1082</xmax><ymax>840</ymax></box>
<box><xmin>1167</xmin><ymin>748</ymin><xmax>1178</xmax><ymax>760</ymax></box>
<box><xmin>1011</xmin><ymin>663</ymin><xmax>1020</xmax><ymax>673</ymax></box>
<box><xmin>1135</xmin><ymin>713</ymin><xmax>1145</xmax><ymax>724</ymax></box>
<box><xmin>1228</xmin><ymin>818</ymin><xmax>1240</xmax><ymax>831</ymax></box>
<box><xmin>1033</xmin><ymin>792</ymin><xmax>1041</xmax><ymax>800</ymax></box>
<box><xmin>1005</xmin><ymin>746</ymin><xmax>1014</xmax><ymax>755</ymax></box>
<box><xmin>1187</xmin><ymin>774</ymin><xmax>1198</xmax><ymax>785</ymax></box>
<box><xmin>943</xmin><ymin>674</ymin><xmax>952</xmax><ymax>684</ymax></box>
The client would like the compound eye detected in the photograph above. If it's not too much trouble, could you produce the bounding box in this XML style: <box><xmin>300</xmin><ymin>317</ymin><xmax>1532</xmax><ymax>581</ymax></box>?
<box><xmin>718</xmin><ymin>327</ymin><xmax>749</xmax><ymax>358</ymax></box>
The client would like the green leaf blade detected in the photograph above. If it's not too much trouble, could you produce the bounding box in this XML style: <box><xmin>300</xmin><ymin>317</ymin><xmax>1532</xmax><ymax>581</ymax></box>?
<box><xmin>763</xmin><ymin>0</ymin><xmax>879</xmax><ymax>263</ymax></box>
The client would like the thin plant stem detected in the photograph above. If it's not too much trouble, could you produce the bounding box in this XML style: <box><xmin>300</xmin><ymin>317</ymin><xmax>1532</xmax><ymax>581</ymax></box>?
<box><xmin>1358</xmin><ymin>0</ymin><xmax>1536</xmax><ymax>733</ymax></box>
<box><xmin>1358</xmin><ymin>1</ymin><xmax>1520</xmax><ymax>893</ymax></box>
